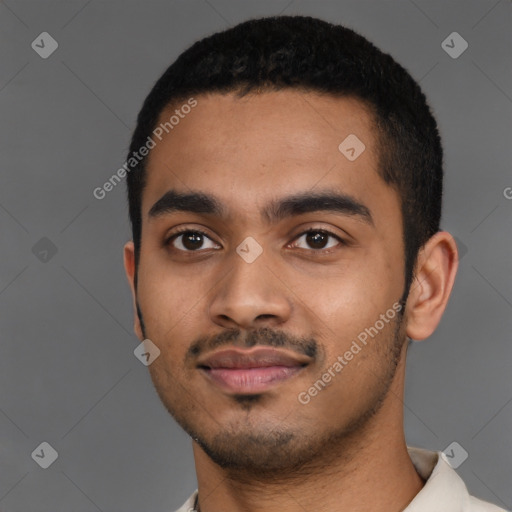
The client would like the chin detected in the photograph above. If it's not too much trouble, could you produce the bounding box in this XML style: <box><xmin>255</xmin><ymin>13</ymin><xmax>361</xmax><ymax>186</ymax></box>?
<box><xmin>194</xmin><ymin>427</ymin><xmax>318</xmax><ymax>474</ymax></box>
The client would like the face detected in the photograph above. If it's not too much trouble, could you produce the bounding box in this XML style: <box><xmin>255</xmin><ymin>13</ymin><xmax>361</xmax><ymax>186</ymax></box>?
<box><xmin>125</xmin><ymin>91</ymin><xmax>409</xmax><ymax>474</ymax></box>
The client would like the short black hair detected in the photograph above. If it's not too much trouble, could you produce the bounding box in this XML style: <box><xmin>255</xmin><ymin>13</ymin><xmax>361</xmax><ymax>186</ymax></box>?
<box><xmin>126</xmin><ymin>15</ymin><xmax>443</xmax><ymax>300</ymax></box>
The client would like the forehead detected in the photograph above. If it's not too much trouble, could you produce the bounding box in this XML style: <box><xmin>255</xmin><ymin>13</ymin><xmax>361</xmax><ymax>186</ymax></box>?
<box><xmin>142</xmin><ymin>91</ymin><xmax>395</xmax><ymax>223</ymax></box>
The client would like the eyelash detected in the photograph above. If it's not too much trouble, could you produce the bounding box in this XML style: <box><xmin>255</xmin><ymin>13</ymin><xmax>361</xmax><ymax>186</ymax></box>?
<box><xmin>164</xmin><ymin>227</ymin><xmax>217</xmax><ymax>252</ymax></box>
<box><xmin>164</xmin><ymin>227</ymin><xmax>346</xmax><ymax>255</ymax></box>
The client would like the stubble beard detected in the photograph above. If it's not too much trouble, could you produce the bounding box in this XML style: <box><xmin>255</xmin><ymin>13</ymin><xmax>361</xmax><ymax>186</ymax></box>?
<box><xmin>149</xmin><ymin>314</ymin><xmax>407</xmax><ymax>482</ymax></box>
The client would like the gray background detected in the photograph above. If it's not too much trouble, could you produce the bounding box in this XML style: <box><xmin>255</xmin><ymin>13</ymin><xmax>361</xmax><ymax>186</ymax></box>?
<box><xmin>0</xmin><ymin>0</ymin><xmax>511</xmax><ymax>510</ymax></box>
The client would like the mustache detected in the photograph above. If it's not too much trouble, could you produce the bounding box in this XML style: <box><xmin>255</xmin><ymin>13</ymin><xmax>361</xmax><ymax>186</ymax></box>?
<box><xmin>186</xmin><ymin>327</ymin><xmax>318</xmax><ymax>362</ymax></box>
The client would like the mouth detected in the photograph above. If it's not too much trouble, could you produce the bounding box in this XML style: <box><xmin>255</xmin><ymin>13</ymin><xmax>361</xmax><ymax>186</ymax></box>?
<box><xmin>197</xmin><ymin>347</ymin><xmax>311</xmax><ymax>394</ymax></box>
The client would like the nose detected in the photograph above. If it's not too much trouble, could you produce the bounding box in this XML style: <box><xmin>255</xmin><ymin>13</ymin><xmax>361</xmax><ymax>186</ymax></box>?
<box><xmin>208</xmin><ymin>248</ymin><xmax>292</xmax><ymax>330</ymax></box>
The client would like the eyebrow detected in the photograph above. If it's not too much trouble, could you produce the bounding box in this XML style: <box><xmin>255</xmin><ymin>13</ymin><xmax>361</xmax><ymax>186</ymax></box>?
<box><xmin>263</xmin><ymin>190</ymin><xmax>373</xmax><ymax>226</ymax></box>
<box><xmin>148</xmin><ymin>190</ymin><xmax>223</xmax><ymax>218</ymax></box>
<box><xmin>148</xmin><ymin>189</ymin><xmax>374</xmax><ymax>226</ymax></box>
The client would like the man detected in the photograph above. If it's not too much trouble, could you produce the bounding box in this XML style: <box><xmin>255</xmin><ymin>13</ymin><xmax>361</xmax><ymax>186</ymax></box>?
<box><xmin>123</xmin><ymin>15</ymin><xmax>505</xmax><ymax>512</ymax></box>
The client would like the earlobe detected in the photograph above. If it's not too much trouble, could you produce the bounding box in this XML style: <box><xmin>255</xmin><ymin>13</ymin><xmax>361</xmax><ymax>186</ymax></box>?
<box><xmin>405</xmin><ymin>232</ymin><xmax>459</xmax><ymax>341</ymax></box>
<box><xmin>123</xmin><ymin>241</ymin><xmax>144</xmax><ymax>340</ymax></box>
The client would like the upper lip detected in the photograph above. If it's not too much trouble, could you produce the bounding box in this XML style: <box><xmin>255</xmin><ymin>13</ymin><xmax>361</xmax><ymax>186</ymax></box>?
<box><xmin>197</xmin><ymin>347</ymin><xmax>311</xmax><ymax>369</ymax></box>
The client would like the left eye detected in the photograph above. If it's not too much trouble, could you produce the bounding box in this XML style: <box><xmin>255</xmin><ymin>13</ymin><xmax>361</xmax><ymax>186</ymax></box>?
<box><xmin>291</xmin><ymin>230</ymin><xmax>343</xmax><ymax>250</ymax></box>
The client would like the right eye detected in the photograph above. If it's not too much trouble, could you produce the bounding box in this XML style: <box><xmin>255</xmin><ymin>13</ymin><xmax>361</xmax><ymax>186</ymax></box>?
<box><xmin>165</xmin><ymin>229</ymin><xmax>221</xmax><ymax>252</ymax></box>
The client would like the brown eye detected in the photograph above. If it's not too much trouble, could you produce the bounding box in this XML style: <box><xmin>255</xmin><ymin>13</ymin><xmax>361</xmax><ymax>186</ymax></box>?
<box><xmin>306</xmin><ymin>231</ymin><xmax>329</xmax><ymax>249</ymax></box>
<box><xmin>168</xmin><ymin>230</ymin><xmax>220</xmax><ymax>252</ymax></box>
<box><xmin>181</xmin><ymin>232</ymin><xmax>204</xmax><ymax>250</ymax></box>
<box><xmin>292</xmin><ymin>229</ymin><xmax>344</xmax><ymax>251</ymax></box>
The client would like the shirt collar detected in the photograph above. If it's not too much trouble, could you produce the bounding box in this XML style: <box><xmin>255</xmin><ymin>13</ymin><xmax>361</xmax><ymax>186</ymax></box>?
<box><xmin>405</xmin><ymin>446</ymin><xmax>470</xmax><ymax>511</ymax></box>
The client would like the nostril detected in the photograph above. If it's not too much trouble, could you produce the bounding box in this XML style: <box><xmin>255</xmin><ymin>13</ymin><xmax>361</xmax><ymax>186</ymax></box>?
<box><xmin>256</xmin><ymin>314</ymin><xmax>276</xmax><ymax>321</ymax></box>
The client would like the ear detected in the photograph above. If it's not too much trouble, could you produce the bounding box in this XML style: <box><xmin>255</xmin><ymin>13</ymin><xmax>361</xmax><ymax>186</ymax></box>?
<box><xmin>123</xmin><ymin>241</ymin><xmax>144</xmax><ymax>340</ymax></box>
<box><xmin>405</xmin><ymin>231</ymin><xmax>459</xmax><ymax>341</ymax></box>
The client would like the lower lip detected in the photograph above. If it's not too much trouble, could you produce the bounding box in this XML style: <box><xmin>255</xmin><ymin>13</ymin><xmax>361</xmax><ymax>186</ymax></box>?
<box><xmin>201</xmin><ymin>365</ymin><xmax>304</xmax><ymax>394</ymax></box>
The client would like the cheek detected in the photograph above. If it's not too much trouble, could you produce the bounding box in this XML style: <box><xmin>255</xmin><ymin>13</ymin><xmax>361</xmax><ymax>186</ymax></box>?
<box><xmin>292</xmin><ymin>259</ymin><xmax>391</xmax><ymax>327</ymax></box>
<box><xmin>289</xmin><ymin>263</ymin><xmax>402</xmax><ymax>376</ymax></box>
<box><xmin>137</xmin><ymin>267</ymin><xmax>208</xmax><ymax>343</ymax></box>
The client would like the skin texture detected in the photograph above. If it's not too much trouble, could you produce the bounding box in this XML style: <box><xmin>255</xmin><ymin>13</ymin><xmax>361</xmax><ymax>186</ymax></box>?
<box><xmin>124</xmin><ymin>91</ymin><xmax>458</xmax><ymax>512</ymax></box>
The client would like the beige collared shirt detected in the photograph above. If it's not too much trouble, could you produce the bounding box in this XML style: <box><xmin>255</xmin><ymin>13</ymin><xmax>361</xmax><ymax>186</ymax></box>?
<box><xmin>175</xmin><ymin>446</ymin><xmax>507</xmax><ymax>511</ymax></box>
